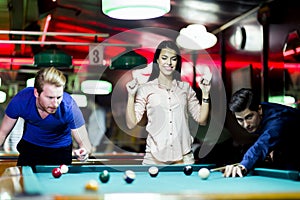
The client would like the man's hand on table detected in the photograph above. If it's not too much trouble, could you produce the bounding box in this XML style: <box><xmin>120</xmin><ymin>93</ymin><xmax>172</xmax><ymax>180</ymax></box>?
<box><xmin>73</xmin><ymin>147</ymin><xmax>89</xmax><ymax>162</ymax></box>
<box><xmin>223</xmin><ymin>164</ymin><xmax>247</xmax><ymax>178</ymax></box>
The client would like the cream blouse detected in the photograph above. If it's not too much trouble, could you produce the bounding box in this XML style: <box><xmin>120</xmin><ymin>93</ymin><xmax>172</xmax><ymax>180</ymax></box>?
<box><xmin>134</xmin><ymin>78</ymin><xmax>202</xmax><ymax>162</ymax></box>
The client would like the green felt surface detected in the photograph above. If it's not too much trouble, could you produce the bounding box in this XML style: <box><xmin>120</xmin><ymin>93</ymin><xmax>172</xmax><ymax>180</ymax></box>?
<box><xmin>22</xmin><ymin>165</ymin><xmax>300</xmax><ymax>196</ymax></box>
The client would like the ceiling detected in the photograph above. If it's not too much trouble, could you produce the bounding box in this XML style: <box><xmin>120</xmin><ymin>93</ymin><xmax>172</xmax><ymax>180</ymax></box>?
<box><xmin>0</xmin><ymin>0</ymin><xmax>277</xmax><ymax>58</ymax></box>
<box><xmin>0</xmin><ymin>0</ymin><xmax>300</xmax><ymax>80</ymax></box>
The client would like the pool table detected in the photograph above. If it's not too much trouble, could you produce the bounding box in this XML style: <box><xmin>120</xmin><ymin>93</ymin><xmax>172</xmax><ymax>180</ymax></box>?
<box><xmin>5</xmin><ymin>164</ymin><xmax>300</xmax><ymax>200</ymax></box>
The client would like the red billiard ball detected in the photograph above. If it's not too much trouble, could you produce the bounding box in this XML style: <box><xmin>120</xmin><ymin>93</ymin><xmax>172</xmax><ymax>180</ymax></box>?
<box><xmin>183</xmin><ymin>165</ymin><xmax>193</xmax><ymax>176</ymax></box>
<box><xmin>52</xmin><ymin>167</ymin><xmax>62</xmax><ymax>178</ymax></box>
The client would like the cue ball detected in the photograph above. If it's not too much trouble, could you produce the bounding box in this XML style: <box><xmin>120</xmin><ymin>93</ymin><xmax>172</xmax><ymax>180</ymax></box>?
<box><xmin>148</xmin><ymin>166</ymin><xmax>159</xmax><ymax>177</ymax></box>
<box><xmin>52</xmin><ymin>167</ymin><xmax>62</xmax><ymax>178</ymax></box>
<box><xmin>123</xmin><ymin>170</ymin><xmax>136</xmax><ymax>183</ymax></box>
<box><xmin>85</xmin><ymin>180</ymin><xmax>99</xmax><ymax>191</ymax></box>
<box><xmin>99</xmin><ymin>170</ymin><xmax>110</xmax><ymax>183</ymax></box>
<box><xmin>60</xmin><ymin>164</ymin><xmax>69</xmax><ymax>174</ymax></box>
<box><xmin>183</xmin><ymin>165</ymin><xmax>193</xmax><ymax>176</ymax></box>
<box><xmin>198</xmin><ymin>168</ymin><xmax>210</xmax><ymax>179</ymax></box>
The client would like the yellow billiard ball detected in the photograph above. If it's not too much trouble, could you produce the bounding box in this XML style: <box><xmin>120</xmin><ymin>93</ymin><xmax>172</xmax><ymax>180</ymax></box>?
<box><xmin>85</xmin><ymin>180</ymin><xmax>99</xmax><ymax>191</ymax></box>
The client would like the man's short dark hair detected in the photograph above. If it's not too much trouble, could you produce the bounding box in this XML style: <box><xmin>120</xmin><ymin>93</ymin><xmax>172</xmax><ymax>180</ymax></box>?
<box><xmin>229</xmin><ymin>88</ymin><xmax>260</xmax><ymax>112</ymax></box>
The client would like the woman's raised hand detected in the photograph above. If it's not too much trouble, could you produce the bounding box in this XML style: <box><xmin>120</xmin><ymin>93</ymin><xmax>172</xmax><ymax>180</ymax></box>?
<box><xmin>198</xmin><ymin>66</ymin><xmax>212</xmax><ymax>95</ymax></box>
<box><xmin>126</xmin><ymin>78</ymin><xmax>139</xmax><ymax>96</ymax></box>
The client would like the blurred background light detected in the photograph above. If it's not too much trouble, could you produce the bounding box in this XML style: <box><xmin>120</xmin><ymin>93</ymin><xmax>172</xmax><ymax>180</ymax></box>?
<box><xmin>102</xmin><ymin>0</ymin><xmax>170</xmax><ymax>20</ymax></box>
<box><xmin>70</xmin><ymin>94</ymin><xmax>87</xmax><ymax>107</ymax></box>
<box><xmin>81</xmin><ymin>80</ymin><xmax>112</xmax><ymax>95</ymax></box>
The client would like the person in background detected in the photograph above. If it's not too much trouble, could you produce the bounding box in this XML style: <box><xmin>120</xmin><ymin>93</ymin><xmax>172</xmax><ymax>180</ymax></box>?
<box><xmin>3</xmin><ymin>117</ymin><xmax>24</xmax><ymax>153</ymax></box>
<box><xmin>126</xmin><ymin>40</ymin><xmax>212</xmax><ymax>165</ymax></box>
<box><xmin>88</xmin><ymin>100</ymin><xmax>107</xmax><ymax>153</ymax></box>
<box><xmin>224</xmin><ymin>88</ymin><xmax>300</xmax><ymax>177</ymax></box>
<box><xmin>0</xmin><ymin>67</ymin><xmax>92</xmax><ymax>166</ymax></box>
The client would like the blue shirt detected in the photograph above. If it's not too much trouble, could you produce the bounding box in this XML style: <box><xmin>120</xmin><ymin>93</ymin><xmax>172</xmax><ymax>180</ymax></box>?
<box><xmin>5</xmin><ymin>87</ymin><xmax>85</xmax><ymax>148</ymax></box>
<box><xmin>240</xmin><ymin>102</ymin><xmax>300</xmax><ymax>170</ymax></box>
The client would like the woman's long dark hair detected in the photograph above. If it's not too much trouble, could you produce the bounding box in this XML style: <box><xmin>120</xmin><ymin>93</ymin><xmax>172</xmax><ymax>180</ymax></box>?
<box><xmin>148</xmin><ymin>40</ymin><xmax>182</xmax><ymax>81</ymax></box>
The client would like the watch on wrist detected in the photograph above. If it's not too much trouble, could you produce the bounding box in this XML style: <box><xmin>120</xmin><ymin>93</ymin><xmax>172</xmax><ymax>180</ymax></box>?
<box><xmin>202</xmin><ymin>98</ymin><xmax>210</xmax><ymax>103</ymax></box>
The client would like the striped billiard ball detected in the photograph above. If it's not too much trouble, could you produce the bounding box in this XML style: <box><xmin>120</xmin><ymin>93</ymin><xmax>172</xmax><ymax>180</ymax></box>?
<box><xmin>123</xmin><ymin>170</ymin><xmax>135</xmax><ymax>184</ymax></box>
<box><xmin>148</xmin><ymin>166</ymin><xmax>159</xmax><ymax>177</ymax></box>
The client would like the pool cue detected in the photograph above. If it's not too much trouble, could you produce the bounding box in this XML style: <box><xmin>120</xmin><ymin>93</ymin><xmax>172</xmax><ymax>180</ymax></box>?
<box><xmin>71</xmin><ymin>158</ymin><xmax>107</xmax><ymax>164</ymax></box>
<box><xmin>86</xmin><ymin>158</ymin><xmax>109</xmax><ymax>162</ymax></box>
<box><xmin>210</xmin><ymin>163</ymin><xmax>240</xmax><ymax>172</ymax></box>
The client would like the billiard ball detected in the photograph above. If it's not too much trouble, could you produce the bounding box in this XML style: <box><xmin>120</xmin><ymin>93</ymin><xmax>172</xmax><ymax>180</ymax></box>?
<box><xmin>148</xmin><ymin>166</ymin><xmax>159</xmax><ymax>177</ymax></box>
<box><xmin>198</xmin><ymin>168</ymin><xmax>210</xmax><ymax>180</ymax></box>
<box><xmin>183</xmin><ymin>165</ymin><xmax>193</xmax><ymax>176</ymax></box>
<box><xmin>60</xmin><ymin>164</ymin><xmax>69</xmax><ymax>174</ymax></box>
<box><xmin>85</xmin><ymin>180</ymin><xmax>99</xmax><ymax>191</ymax></box>
<box><xmin>52</xmin><ymin>167</ymin><xmax>62</xmax><ymax>178</ymax></box>
<box><xmin>123</xmin><ymin>170</ymin><xmax>135</xmax><ymax>183</ymax></box>
<box><xmin>99</xmin><ymin>170</ymin><xmax>110</xmax><ymax>183</ymax></box>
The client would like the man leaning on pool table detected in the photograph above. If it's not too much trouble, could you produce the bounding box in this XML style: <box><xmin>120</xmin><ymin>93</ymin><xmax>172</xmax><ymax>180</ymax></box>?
<box><xmin>224</xmin><ymin>88</ymin><xmax>300</xmax><ymax>178</ymax></box>
<box><xmin>0</xmin><ymin>67</ymin><xmax>92</xmax><ymax>166</ymax></box>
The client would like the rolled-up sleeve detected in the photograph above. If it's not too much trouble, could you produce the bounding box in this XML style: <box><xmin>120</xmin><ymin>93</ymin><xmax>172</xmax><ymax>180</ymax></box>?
<box><xmin>187</xmin><ymin>86</ymin><xmax>201</xmax><ymax>122</ymax></box>
<box><xmin>134</xmin><ymin>87</ymin><xmax>148</xmax><ymax>123</ymax></box>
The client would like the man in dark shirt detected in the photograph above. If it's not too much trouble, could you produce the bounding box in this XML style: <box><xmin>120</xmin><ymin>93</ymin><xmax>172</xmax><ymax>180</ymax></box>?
<box><xmin>224</xmin><ymin>88</ymin><xmax>300</xmax><ymax>177</ymax></box>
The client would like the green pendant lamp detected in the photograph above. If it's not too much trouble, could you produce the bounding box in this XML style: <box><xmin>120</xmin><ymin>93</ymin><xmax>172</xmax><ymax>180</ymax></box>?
<box><xmin>110</xmin><ymin>50</ymin><xmax>147</xmax><ymax>70</ymax></box>
<box><xmin>34</xmin><ymin>48</ymin><xmax>72</xmax><ymax>68</ymax></box>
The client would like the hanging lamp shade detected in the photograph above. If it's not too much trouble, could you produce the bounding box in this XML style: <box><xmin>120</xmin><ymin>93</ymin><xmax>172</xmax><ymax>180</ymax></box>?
<box><xmin>34</xmin><ymin>49</ymin><xmax>72</xmax><ymax>68</ymax></box>
<box><xmin>102</xmin><ymin>0</ymin><xmax>171</xmax><ymax>20</ymax></box>
<box><xmin>110</xmin><ymin>51</ymin><xmax>147</xmax><ymax>70</ymax></box>
<box><xmin>176</xmin><ymin>24</ymin><xmax>217</xmax><ymax>50</ymax></box>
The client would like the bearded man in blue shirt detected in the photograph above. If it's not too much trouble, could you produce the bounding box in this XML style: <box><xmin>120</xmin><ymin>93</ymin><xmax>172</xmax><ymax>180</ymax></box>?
<box><xmin>0</xmin><ymin>67</ymin><xmax>92</xmax><ymax>166</ymax></box>
<box><xmin>224</xmin><ymin>88</ymin><xmax>300</xmax><ymax>177</ymax></box>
